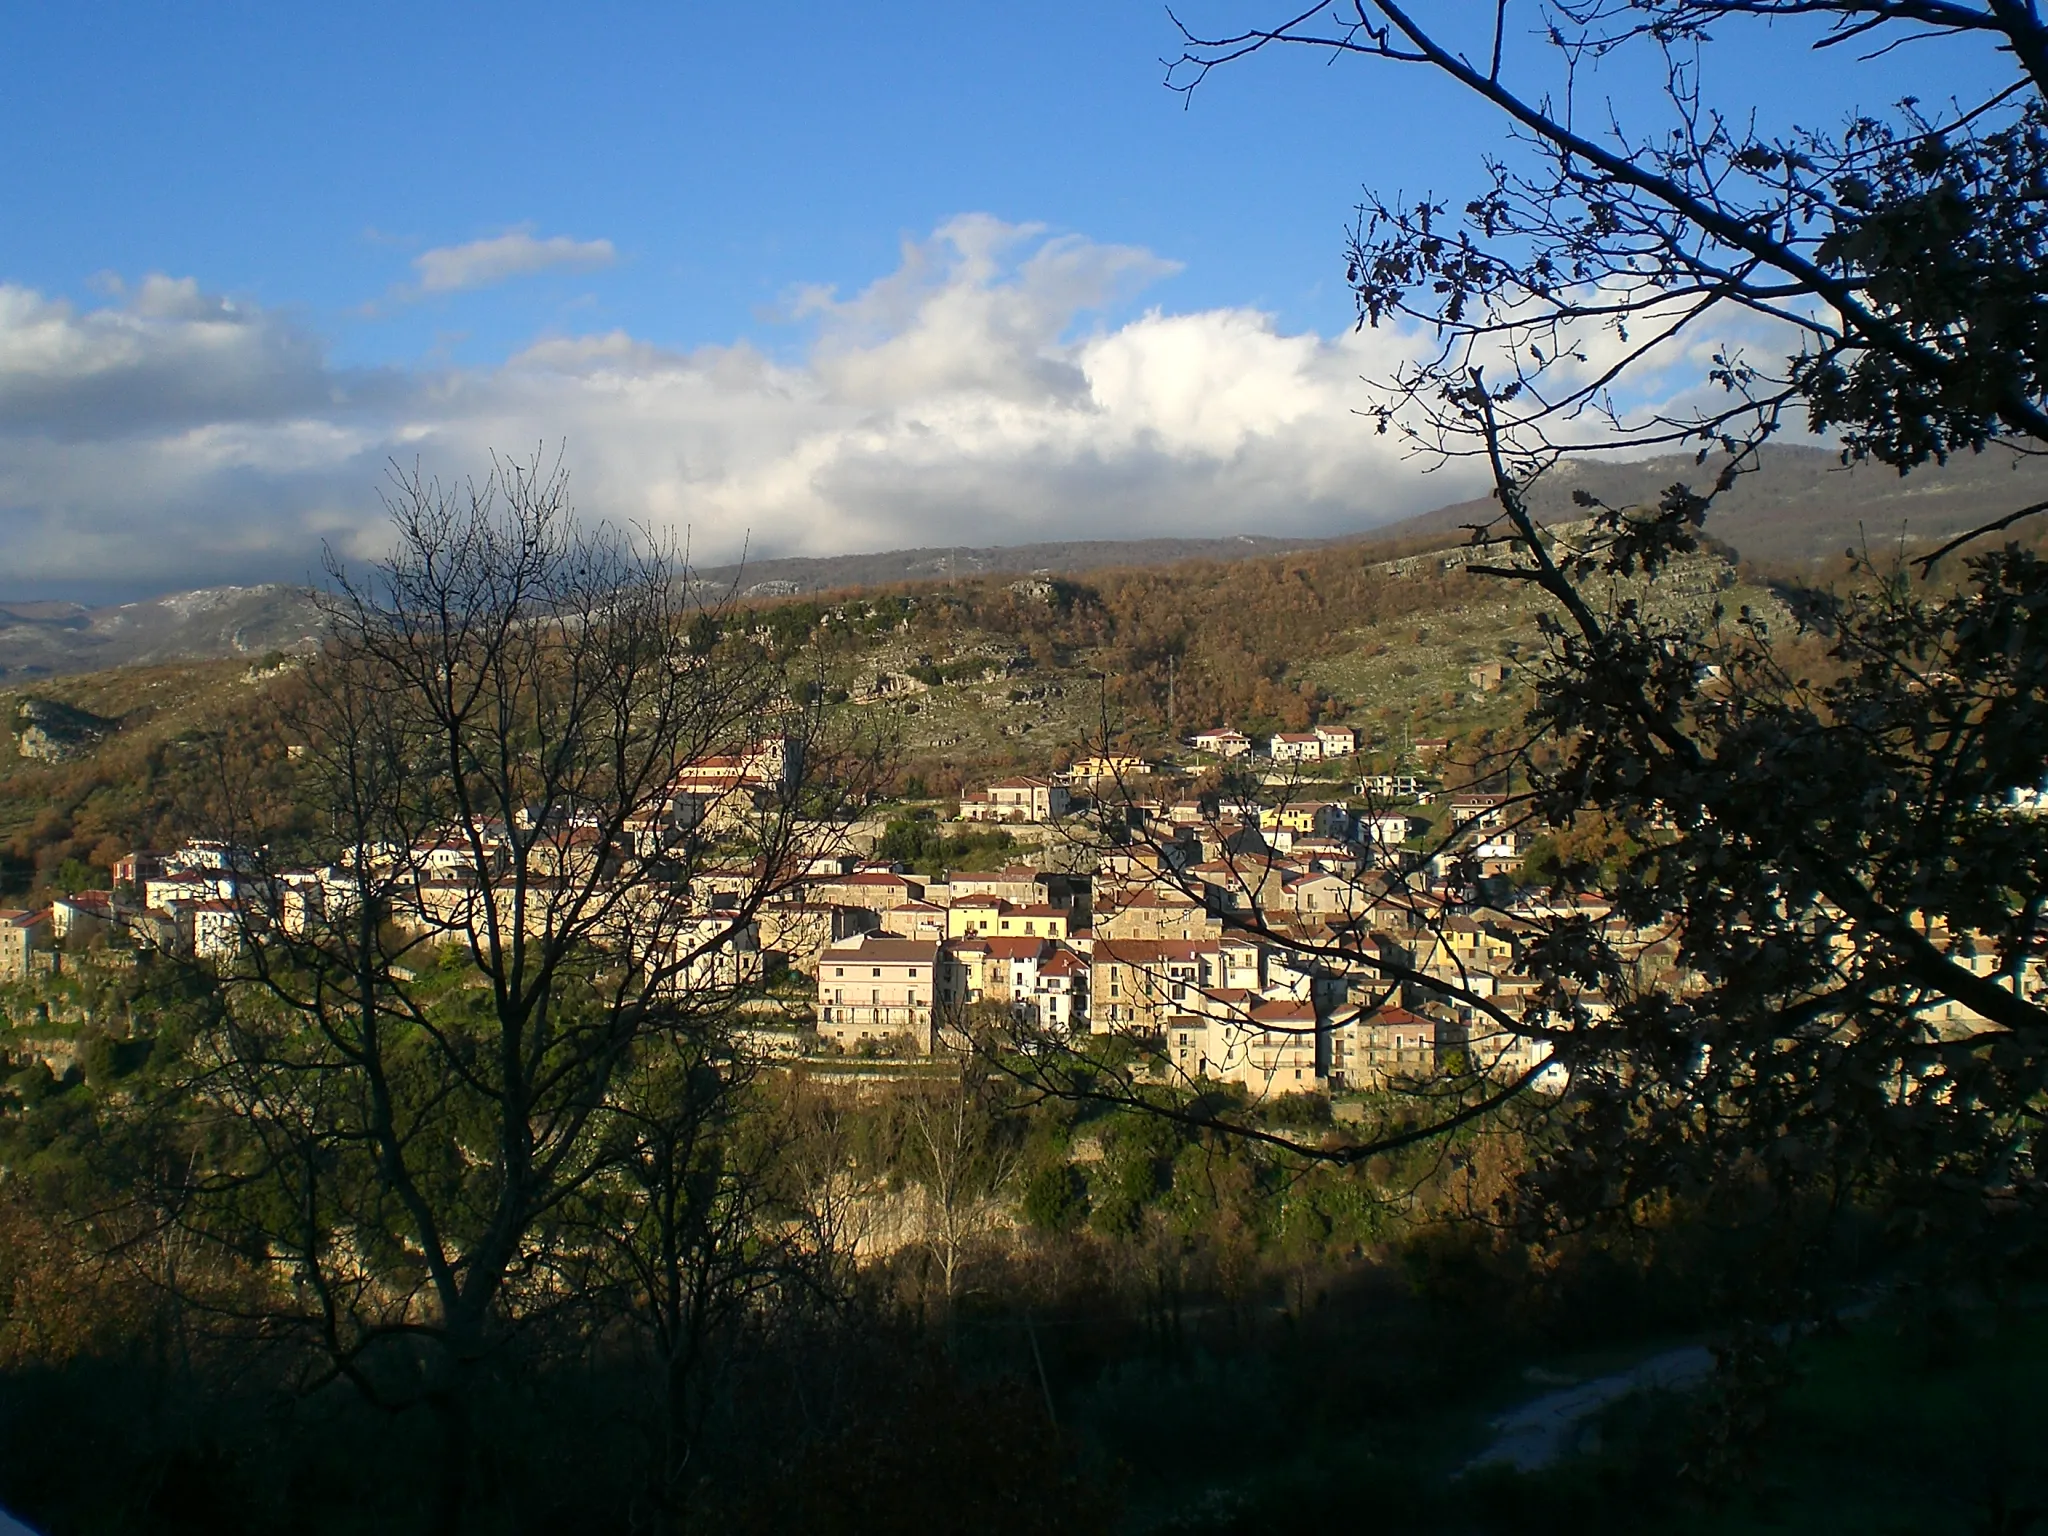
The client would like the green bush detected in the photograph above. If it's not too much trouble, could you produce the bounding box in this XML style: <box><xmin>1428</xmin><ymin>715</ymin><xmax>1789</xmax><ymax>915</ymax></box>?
<box><xmin>1021</xmin><ymin>1162</ymin><xmax>1087</xmax><ymax>1233</ymax></box>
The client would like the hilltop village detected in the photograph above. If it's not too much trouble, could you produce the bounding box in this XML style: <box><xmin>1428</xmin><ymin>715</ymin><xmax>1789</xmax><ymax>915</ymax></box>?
<box><xmin>0</xmin><ymin>739</ymin><xmax>1511</xmax><ymax>1099</ymax></box>
<box><xmin>10</xmin><ymin>2</ymin><xmax>2048</xmax><ymax>1523</ymax></box>
<box><xmin>15</xmin><ymin>703</ymin><xmax>2023</xmax><ymax>1110</ymax></box>
<box><xmin>5</xmin><ymin>520</ymin><xmax>2037</xmax><ymax>1115</ymax></box>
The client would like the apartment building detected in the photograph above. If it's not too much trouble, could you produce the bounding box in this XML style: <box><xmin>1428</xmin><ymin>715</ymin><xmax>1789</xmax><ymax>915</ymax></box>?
<box><xmin>817</xmin><ymin>935</ymin><xmax>941</xmax><ymax>1052</ymax></box>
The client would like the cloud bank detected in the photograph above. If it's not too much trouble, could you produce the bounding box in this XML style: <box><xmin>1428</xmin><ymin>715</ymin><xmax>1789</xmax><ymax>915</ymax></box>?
<box><xmin>0</xmin><ymin>215</ymin><xmax>1494</xmax><ymax>599</ymax></box>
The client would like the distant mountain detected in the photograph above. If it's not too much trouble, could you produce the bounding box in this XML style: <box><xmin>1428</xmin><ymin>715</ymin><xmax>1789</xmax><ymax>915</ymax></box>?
<box><xmin>8</xmin><ymin>445</ymin><xmax>2045</xmax><ymax>677</ymax></box>
<box><xmin>1358</xmin><ymin>444</ymin><xmax>2048</xmax><ymax>566</ymax></box>
<box><xmin>0</xmin><ymin>542</ymin><xmax>1325</xmax><ymax>679</ymax></box>
<box><xmin>0</xmin><ymin>584</ymin><xmax>327</xmax><ymax>680</ymax></box>
<box><xmin>690</xmin><ymin>533</ymin><xmax>1322</xmax><ymax>597</ymax></box>
<box><xmin>697</xmin><ymin>445</ymin><xmax>2048</xmax><ymax>598</ymax></box>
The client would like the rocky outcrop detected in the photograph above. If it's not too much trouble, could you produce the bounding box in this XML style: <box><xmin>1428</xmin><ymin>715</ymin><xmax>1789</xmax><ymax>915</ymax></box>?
<box><xmin>15</xmin><ymin>697</ymin><xmax>116</xmax><ymax>762</ymax></box>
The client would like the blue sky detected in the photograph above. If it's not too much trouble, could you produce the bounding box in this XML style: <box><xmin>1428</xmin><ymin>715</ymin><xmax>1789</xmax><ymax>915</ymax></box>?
<box><xmin>7</xmin><ymin>2</ymin><xmax>1466</xmax><ymax>363</ymax></box>
<box><xmin>0</xmin><ymin>1</ymin><xmax>2008</xmax><ymax>600</ymax></box>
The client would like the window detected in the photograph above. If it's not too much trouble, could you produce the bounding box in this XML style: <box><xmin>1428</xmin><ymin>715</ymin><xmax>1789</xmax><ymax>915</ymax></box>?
<box><xmin>834</xmin><ymin>967</ymin><xmax>843</xmax><ymax>977</ymax></box>
<box><xmin>908</xmin><ymin>968</ymin><xmax>918</xmax><ymax>978</ymax></box>
<box><xmin>873</xmin><ymin>967</ymin><xmax>881</xmax><ymax>978</ymax></box>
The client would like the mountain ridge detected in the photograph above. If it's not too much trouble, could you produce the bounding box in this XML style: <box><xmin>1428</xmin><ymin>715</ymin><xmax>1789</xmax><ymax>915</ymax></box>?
<box><xmin>0</xmin><ymin>584</ymin><xmax>330</xmax><ymax>681</ymax></box>
<box><xmin>9</xmin><ymin>443</ymin><xmax>2046</xmax><ymax>678</ymax></box>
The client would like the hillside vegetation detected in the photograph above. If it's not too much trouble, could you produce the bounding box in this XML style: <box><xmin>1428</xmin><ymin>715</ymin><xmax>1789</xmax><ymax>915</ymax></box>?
<box><xmin>0</xmin><ymin>515</ymin><xmax>1791</xmax><ymax>896</ymax></box>
<box><xmin>734</xmin><ymin>527</ymin><xmax>1792</xmax><ymax>797</ymax></box>
<box><xmin>0</xmin><ymin>659</ymin><xmax>293</xmax><ymax>895</ymax></box>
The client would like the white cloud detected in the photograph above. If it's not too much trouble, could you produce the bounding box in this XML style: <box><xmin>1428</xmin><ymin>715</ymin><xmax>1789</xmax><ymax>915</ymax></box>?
<box><xmin>801</xmin><ymin>213</ymin><xmax>1179</xmax><ymax>407</ymax></box>
<box><xmin>412</xmin><ymin>230</ymin><xmax>616</xmax><ymax>295</ymax></box>
<box><xmin>0</xmin><ymin>219</ymin><xmax>1508</xmax><ymax>597</ymax></box>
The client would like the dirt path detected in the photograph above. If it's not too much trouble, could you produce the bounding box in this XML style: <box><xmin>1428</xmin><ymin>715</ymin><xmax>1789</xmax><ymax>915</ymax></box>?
<box><xmin>1462</xmin><ymin>1344</ymin><xmax>1716</xmax><ymax>1474</ymax></box>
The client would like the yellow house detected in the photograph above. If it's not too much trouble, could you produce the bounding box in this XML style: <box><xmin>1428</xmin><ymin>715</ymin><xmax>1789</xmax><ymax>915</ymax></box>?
<box><xmin>1268</xmin><ymin>801</ymin><xmax>1349</xmax><ymax>838</ymax></box>
<box><xmin>945</xmin><ymin>897</ymin><xmax>1072</xmax><ymax>941</ymax></box>
<box><xmin>1067</xmin><ymin>753</ymin><xmax>1150</xmax><ymax>785</ymax></box>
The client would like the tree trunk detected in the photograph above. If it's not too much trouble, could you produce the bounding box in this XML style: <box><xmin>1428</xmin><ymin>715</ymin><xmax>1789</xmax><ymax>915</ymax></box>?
<box><xmin>430</xmin><ymin>1382</ymin><xmax>472</xmax><ymax>1536</ymax></box>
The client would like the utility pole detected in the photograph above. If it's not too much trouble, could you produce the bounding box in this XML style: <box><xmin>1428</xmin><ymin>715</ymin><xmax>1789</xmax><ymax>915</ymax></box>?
<box><xmin>1167</xmin><ymin>654</ymin><xmax>1177</xmax><ymax>738</ymax></box>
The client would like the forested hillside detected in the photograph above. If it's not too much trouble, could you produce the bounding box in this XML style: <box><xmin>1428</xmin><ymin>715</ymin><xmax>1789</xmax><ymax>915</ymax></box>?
<box><xmin>0</xmin><ymin>509</ymin><xmax>1798</xmax><ymax>897</ymax></box>
<box><xmin>0</xmin><ymin>659</ymin><xmax>299</xmax><ymax>896</ymax></box>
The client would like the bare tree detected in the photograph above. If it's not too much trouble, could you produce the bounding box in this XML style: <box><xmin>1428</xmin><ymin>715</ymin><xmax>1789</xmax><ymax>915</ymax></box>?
<box><xmin>901</xmin><ymin>1072</ymin><xmax>1019</xmax><ymax>1333</ymax></box>
<box><xmin>165</xmin><ymin>452</ymin><xmax>866</xmax><ymax>1532</ymax></box>
<box><xmin>567</xmin><ymin>1039</ymin><xmax>828</xmax><ymax>1525</ymax></box>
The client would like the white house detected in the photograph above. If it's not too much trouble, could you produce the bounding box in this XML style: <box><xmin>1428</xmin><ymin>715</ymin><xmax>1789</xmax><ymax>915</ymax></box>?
<box><xmin>172</xmin><ymin>840</ymin><xmax>260</xmax><ymax>875</ymax></box>
<box><xmin>1284</xmin><ymin>870</ymin><xmax>1369</xmax><ymax>920</ymax></box>
<box><xmin>1269</xmin><ymin>732</ymin><xmax>1324</xmax><ymax>764</ymax></box>
<box><xmin>1360</xmin><ymin>773</ymin><xmax>1434</xmax><ymax>802</ymax></box>
<box><xmin>49</xmin><ymin>891</ymin><xmax>117</xmax><ymax>941</ymax></box>
<box><xmin>411</xmin><ymin>840</ymin><xmax>492</xmax><ymax>880</ymax></box>
<box><xmin>146</xmin><ymin>871</ymin><xmax>237</xmax><ymax>911</ymax></box>
<box><xmin>1359</xmin><ymin>812</ymin><xmax>1425</xmax><ymax>846</ymax></box>
<box><xmin>959</xmin><ymin>777</ymin><xmax>1070</xmax><ymax>823</ymax></box>
<box><xmin>175</xmin><ymin>898</ymin><xmax>248</xmax><ymax>959</ymax></box>
<box><xmin>662</xmin><ymin>916</ymin><xmax>765</xmax><ymax>992</ymax></box>
<box><xmin>1032</xmin><ymin>947</ymin><xmax>1089</xmax><ymax>1032</ymax></box>
<box><xmin>1447</xmin><ymin>792</ymin><xmax>1509</xmax><ymax>830</ymax></box>
<box><xmin>1313</xmin><ymin>725</ymin><xmax>1358</xmax><ymax>757</ymax></box>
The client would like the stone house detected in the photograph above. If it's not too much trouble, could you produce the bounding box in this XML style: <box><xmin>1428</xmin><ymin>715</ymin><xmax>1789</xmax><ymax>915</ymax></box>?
<box><xmin>1189</xmin><ymin>728</ymin><xmax>1253</xmax><ymax>759</ymax></box>
<box><xmin>758</xmin><ymin>902</ymin><xmax>879</xmax><ymax>971</ymax></box>
<box><xmin>1327</xmin><ymin>1005</ymin><xmax>1441</xmax><ymax>1090</ymax></box>
<box><xmin>878</xmin><ymin>900</ymin><xmax>949</xmax><ymax>942</ymax></box>
<box><xmin>1170</xmin><ymin>994</ymin><xmax>1325</xmax><ymax>1094</ymax></box>
<box><xmin>1090</xmin><ymin>938</ymin><xmax>1210</xmax><ymax>1032</ymax></box>
<box><xmin>0</xmin><ymin>909</ymin><xmax>51</xmax><ymax>979</ymax></box>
